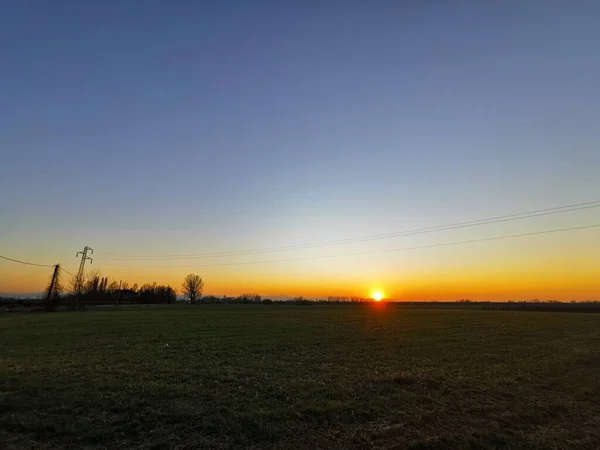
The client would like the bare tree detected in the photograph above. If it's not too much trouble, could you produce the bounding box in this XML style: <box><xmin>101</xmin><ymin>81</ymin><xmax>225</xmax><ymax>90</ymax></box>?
<box><xmin>239</xmin><ymin>293</ymin><xmax>261</xmax><ymax>304</ymax></box>
<box><xmin>83</xmin><ymin>270</ymin><xmax>102</xmax><ymax>295</ymax></box>
<box><xmin>182</xmin><ymin>274</ymin><xmax>204</xmax><ymax>304</ymax></box>
<box><xmin>107</xmin><ymin>280</ymin><xmax>119</xmax><ymax>293</ymax></box>
<box><xmin>70</xmin><ymin>271</ymin><xmax>85</xmax><ymax>296</ymax></box>
<box><xmin>138</xmin><ymin>283</ymin><xmax>177</xmax><ymax>304</ymax></box>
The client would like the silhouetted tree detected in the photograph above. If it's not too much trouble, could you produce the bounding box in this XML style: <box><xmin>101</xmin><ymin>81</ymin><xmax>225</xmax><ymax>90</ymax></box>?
<box><xmin>182</xmin><ymin>274</ymin><xmax>204</xmax><ymax>304</ymax></box>
<box><xmin>238</xmin><ymin>293</ymin><xmax>261</xmax><ymax>304</ymax></box>
<box><xmin>156</xmin><ymin>285</ymin><xmax>177</xmax><ymax>304</ymax></box>
<box><xmin>70</xmin><ymin>272</ymin><xmax>85</xmax><ymax>297</ymax></box>
<box><xmin>138</xmin><ymin>283</ymin><xmax>176</xmax><ymax>304</ymax></box>
<box><xmin>107</xmin><ymin>280</ymin><xmax>119</xmax><ymax>293</ymax></box>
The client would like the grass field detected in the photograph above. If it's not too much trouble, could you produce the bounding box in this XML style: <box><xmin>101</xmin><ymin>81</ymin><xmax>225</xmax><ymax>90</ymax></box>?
<box><xmin>1</xmin><ymin>305</ymin><xmax>599</xmax><ymax>449</ymax></box>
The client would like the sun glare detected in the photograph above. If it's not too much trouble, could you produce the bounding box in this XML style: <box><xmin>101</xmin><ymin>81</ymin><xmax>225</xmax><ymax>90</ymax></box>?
<box><xmin>371</xmin><ymin>290</ymin><xmax>384</xmax><ymax>302</ymax></box>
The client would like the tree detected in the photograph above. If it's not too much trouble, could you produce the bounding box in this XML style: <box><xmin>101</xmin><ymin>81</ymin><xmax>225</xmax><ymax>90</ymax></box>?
<box><xmin>138</xmin><ymin>283</ymin><xmax>176</xmax><ymax>304</ymax></box>
<box><xmin>182</xmin><ymin>274</ymin><xmax>204</xmax><ymax>304</ymax></box>
<box><xmin>107</xmin><ymin>280</ymin><xmax>119</xmax><ymax>293</ymax></box>
<box><xmin>70</xmin><ymin>271</ymin><xmax>85</xmax><ymax>297</ymax></box>
<box><xmin>238</xmin><ymin>293</ymin><xmax>261</xmax><ymax>304</ymax></box>
<box><xmin>156</xmin><ymin>285</ymin><xmax>177</xmax><ymax>304</ymax></box>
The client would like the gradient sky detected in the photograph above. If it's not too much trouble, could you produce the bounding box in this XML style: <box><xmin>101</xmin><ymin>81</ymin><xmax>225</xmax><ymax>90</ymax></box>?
<box><xmin>1</xmin><ymin>1</ymin><xmax>599</xmax><ymax>300</ymax></box>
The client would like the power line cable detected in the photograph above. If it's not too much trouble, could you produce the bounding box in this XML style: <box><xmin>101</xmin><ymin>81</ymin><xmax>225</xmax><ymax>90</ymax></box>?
<box><xmin>99</xmin><ymin>201</ymin><xmax>600</xmax><ymax>260</ymax></box>
<box><xmin>99</xmin><ymin>223</ymin><xmax>600</xmax><ymax>268</ymax></box>
<box><xmin>0</xmin><ymin>255</ymin><xmax>55</xmax><ymax>267</ymax></box>
<box><xmin>96</xmin><ymin>200</ymin><xmax>600</xmax><ymax>260</ymax></box>
<box><xmin>59</xmin><ymin>267</ymin><xmax>77</xmax><ymax>278</ymax></box>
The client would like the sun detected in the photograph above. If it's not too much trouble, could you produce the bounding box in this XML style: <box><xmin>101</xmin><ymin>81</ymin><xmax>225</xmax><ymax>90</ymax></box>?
<box><xmin>371</xmin><ymin>290</ymin><xmax>384</xmax><ymax>302</ymax></box>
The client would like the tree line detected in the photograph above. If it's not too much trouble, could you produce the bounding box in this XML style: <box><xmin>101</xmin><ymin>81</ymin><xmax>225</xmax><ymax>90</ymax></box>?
<box><xmin>58</xmin><ymin>270</ymin><xmax>195</xmax><ymax>309</ymax></box>
<box><xmin>30</xmin><ymin>269</ymin><xmax>307</xmax><ymax>310</ymax></box>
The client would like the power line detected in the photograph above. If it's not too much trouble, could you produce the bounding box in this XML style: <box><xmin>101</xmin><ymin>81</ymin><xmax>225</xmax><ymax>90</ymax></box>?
<box><xmin>60</xmin><ymin>267</ymin><xmax>77</xmax><ymax>278</ymax></box>
<box><xmin>0</xmin><ymin>255</ymin><xmax>55</xmax><ymax>268</ymax></box>
<box><xmin>99</xmin><ymin>223</ymin><xmax>600</xmax><ymax>268</ymax></box>
<box><xmin>96</xmin><ymin>200</ymin><xmax>600</xmax><ymax>260</ymax></box>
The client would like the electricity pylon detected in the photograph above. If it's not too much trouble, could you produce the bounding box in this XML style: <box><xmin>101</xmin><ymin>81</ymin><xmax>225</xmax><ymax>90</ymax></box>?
<box><xmin>74</xmin><ymin>246</ymin><xmax>93</xmax><ymax>294</ymax></box>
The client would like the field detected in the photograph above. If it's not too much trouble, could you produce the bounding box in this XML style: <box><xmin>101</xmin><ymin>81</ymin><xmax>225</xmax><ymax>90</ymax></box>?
<box><xmin>1</xmin><ymin>305</ymin><xmax>599</xmax><ymax>449</ymax></box>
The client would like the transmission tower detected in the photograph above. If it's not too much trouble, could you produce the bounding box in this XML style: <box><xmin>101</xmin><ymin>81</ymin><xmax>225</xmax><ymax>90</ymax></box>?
<box><xmin>75</xmin><ymin>246</ymin><xmax>93</xmax><ymax>290</ymax></box>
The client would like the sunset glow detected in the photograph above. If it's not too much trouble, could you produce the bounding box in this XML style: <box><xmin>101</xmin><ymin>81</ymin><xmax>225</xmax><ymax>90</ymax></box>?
<box><xmin>371</xmin><ymin>290</ymin><xmax>384</xmax><ymax>302</ymax></box>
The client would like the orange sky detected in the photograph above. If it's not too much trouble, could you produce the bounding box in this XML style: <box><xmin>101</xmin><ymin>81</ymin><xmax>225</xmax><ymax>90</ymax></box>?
<box><xmin>2</xmin><ymin>221</ymin><xmax>598</xmax><ymax>301</ymax></box>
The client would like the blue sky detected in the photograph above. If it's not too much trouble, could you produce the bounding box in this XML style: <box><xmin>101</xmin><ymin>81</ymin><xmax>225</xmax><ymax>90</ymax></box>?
<box><xmin>1</xmin><ymin>1</ymin><xmax>599</xmax><ymax>299</ymax></box>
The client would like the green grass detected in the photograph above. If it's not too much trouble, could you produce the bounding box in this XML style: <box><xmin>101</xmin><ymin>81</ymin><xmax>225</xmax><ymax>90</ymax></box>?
<box><xmin>1</xmin><ymin>305</ymin><xmax>599</xmax><ymax>449</ymax></box>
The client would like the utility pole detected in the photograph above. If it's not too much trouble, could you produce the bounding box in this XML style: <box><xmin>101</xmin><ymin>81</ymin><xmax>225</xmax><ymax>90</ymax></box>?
<box><xmin>117</xmin><ymin>280</ymin><xmax>122</xmax><ymax>306</ymax></box>
<box><xmin>44</xmin><ymin>264</ymin><xmax>60</xmax><ymax>312</ymax></box>
<box><xmin>72</xmin><ymin>246</ymin><xmax>93</xmax><ymax>310</ymax></box>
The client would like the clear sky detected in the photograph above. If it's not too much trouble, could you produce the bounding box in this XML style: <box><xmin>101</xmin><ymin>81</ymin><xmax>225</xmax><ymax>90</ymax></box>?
<box><xmin>1</xmin><ymin>1</ymin><xmax>599</xmax><ymax>300</ymax></box>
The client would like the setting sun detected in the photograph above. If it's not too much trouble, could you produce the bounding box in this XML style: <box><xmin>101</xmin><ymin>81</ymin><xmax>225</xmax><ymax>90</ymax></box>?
<box><xmin>371</xmin><ymin>290</ymin><xmax>384</xmax><ymax>302</ymax></box>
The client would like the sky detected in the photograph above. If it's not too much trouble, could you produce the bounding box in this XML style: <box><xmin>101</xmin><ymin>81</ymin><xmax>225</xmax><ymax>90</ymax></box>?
<box><xmin>1</xmin><ymin>1</ymin><xmax>599</xmax><ymax>300</ymax></box>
